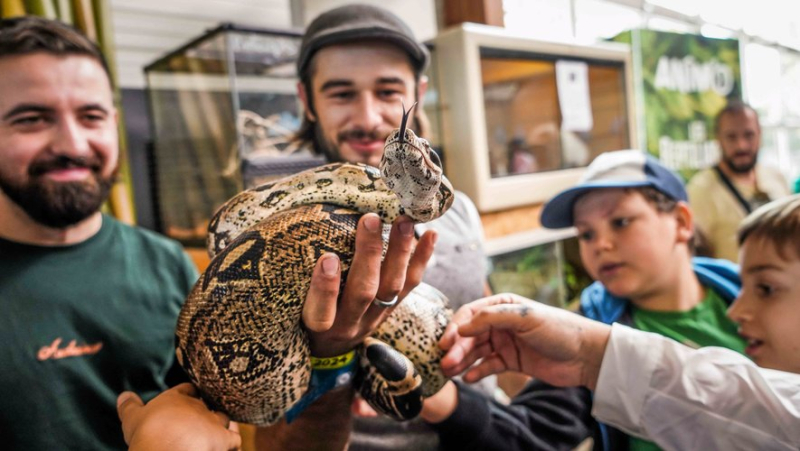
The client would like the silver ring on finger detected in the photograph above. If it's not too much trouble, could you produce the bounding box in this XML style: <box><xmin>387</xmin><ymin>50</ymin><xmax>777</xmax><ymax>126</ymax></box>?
<box><xmin>373</xmin><ymin>295</ymin><xmax>398</xmax><ymax>308</ymax></box>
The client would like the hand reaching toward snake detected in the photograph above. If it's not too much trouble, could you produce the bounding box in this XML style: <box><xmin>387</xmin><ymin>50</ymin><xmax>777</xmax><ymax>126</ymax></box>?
<box><xmin>175</xmin><ymin>105</ymin><xmax>456</xmax><ymax>426</ymax></box>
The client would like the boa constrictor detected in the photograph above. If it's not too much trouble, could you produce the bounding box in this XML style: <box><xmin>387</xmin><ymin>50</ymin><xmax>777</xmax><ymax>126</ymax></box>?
<box><xmin>175</xmin><ymin>106</ymin><xmax>455</xmax><ymax>426</ymax></box>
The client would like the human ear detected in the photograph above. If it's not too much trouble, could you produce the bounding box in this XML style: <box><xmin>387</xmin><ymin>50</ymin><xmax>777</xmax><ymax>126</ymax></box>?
<box><xmin>417</xmin><ymin>75</ymin><xmax>429</xmax><ymax>101</ymax></box>
<box><xmin>674</xmin><ymin>201</ymin><xmax>694</xmax><ymax>244</ymax></box>
<box><xmin>297</xmin><ymin>81</ymin><xmax>316</xmax><ymax>122</ymax></box>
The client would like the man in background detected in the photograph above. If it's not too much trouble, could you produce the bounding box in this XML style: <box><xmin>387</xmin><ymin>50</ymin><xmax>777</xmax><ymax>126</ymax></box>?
<box><xmin>687</xmin><ymin>100</ymin><xmax>790</xmax><ymax>262</ymax></box>
<box><xmin>256</xmin><ymin>4</ymin><xmax>496</xmax><ymax>450</ymax></box>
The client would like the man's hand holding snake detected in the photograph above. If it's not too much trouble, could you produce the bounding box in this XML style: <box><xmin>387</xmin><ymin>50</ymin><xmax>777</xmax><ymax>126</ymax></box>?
<box><xmin>176</xmin><ymin>104</ymin><xmax>455</xmax><ymax>426</ymax></box>
<box><xmin>302</xmin><ymin>213</ymin><xmax>437</xmax><ymax>358</ymax></box>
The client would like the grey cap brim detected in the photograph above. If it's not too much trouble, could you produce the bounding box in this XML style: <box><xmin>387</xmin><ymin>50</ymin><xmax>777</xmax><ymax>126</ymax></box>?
<box><xmin>540</xmin><ymin>180</ymin><xmax>654</xmax><ymax>229</ymax></box>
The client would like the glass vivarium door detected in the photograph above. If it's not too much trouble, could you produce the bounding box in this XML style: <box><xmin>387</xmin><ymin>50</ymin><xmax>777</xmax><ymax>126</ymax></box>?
<box><xmin>479</xmin><ymin>48</ymin><xmax>631</xmax><ymax>178</ymax></box>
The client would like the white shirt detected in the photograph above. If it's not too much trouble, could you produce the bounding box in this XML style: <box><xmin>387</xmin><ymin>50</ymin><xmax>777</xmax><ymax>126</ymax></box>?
<box><xmin>593</xmin><ymin>324</ymin><xmax>800</xmax><ymax>451</ymax></box>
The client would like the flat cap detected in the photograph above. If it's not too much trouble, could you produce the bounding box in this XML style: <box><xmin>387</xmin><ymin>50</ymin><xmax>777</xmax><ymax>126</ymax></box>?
<box><xmin>297</xmin><ymin>4</ymin><xmax>430</xmax><ymax>77</ymax></box>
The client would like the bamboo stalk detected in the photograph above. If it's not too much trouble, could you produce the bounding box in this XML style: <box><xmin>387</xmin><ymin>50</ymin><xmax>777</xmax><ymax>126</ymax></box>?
<box><xmin>70</xmin><ymin>0</ymin><xmax>96</xmax><ymax>41</ymax></box>
<box><xmin>24</xmin><ymin>0</ymin><xmax>57</xmax><ymax>18</ymax></box>
<box><xmin>92</xmin><ymin>0</ymin><xmax>136</xmax><ymax>224</ymax></box>
<box><xmin>54</xmin><ymin>0</ymin><xmax>72</xmax><ymax>23</ymax></box>
<box><xmin>1</xmin><ymin>0</ymin><xmax>26</xmax><ymax>17</ymax></box>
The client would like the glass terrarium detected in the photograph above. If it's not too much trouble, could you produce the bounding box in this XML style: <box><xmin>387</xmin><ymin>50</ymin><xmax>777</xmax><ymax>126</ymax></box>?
<box><xmin>431</xmin><ymin>23</ymin><xmax>636</xmax><ymax>212</ymax></box>
<box><xmin>486</xmin><ymin>230</ymin><xmax>592</xmax><ymax>309</ymax></box>
<box><xmin>145</xmin><ymin>24</ymin><xmax>325</xmax><ymax>246</ymax></box>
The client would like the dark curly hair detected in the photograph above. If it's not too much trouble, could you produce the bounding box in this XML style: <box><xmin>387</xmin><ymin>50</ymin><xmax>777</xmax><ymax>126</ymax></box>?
<box><xmin>0</xmin><ymin>16</ymin><xmax>112</xmax><ymax>86</ymax></box>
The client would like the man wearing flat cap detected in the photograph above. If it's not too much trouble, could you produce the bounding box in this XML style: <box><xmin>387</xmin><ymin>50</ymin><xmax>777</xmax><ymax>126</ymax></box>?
<box><xmin>116</xmin><ymin>5</ymin><xmax>495</xmax><ymax>450</ymax></box>
<box><xmin>256</xmin><ymin>4</ymin><xmax>494</xmax><ymax>450</ymax></box>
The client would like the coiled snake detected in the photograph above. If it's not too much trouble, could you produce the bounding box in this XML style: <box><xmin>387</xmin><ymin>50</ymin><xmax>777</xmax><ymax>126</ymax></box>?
<box><xmin>175</xmin><ymin>106</ymin><xmax>455</xmax><ymax>426</ymax></box>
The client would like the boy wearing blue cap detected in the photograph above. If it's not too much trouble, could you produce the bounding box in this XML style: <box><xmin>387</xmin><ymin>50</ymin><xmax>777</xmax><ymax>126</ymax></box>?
<box><xmin>545</xmin><ymin>149</ymin><xmax>744</xmax><ymax>450</ymax></box>
<box><xmin>542</xmin><ymin>150</ymin><xmax>743</xmax><ymax>352</ymax></box>
<box><xmin>425</xmin><ymin>150</ymin><xmax>746</xmax><ymax>451</ymax></box>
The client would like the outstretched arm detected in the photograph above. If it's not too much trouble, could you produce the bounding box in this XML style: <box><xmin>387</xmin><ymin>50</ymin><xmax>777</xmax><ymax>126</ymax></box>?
<box><xmin>117</xmin><ymin>383</ymin><xmax>241</xmax><ymax>451</ymax></box>
<box><xmin>439</xmin><ymin>293</ymin><xmax>609</xmax><ymax>389</ymax></box>
<box><xmin>594</xmin><ymin>324</ymin><xmax>800</xmax><ymax>450</ymax></box>
<box><xmin>419</xmin><ymin>294</ymin><xmax>601</xmax><ymax>451</ymax></box>
<box><xmin>255</xmin><ymin>213</ymin><xmax>437</xmax><ymax>450</ymax></box>
<box><xmin>441</xmin><ymin>294</ymin><xmax>800</xmax><ymax>450</ymax></box>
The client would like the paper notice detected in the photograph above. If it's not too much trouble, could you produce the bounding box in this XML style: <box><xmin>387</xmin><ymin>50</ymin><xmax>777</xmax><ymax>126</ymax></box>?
<box><xmin>555</xmin><ymin>60</ymin><xmax>594</xmax><ymax>132</ymax></box>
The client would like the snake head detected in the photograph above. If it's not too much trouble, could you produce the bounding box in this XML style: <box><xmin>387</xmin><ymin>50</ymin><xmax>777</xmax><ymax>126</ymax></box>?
<box><xmin>380</xmin><ymin>103</ymin><xmax>455</xmax><ymax>221</ymax></box>
<box><xmin>384</xmin><ymin>102</ymin><xmax>441</xmax><ymax>175</ymax></box>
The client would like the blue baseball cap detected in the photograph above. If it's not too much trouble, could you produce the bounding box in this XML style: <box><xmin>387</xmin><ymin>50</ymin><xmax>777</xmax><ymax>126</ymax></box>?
<box><xmin>540</xmin><ymin>150</ymin><xmax>688</xmax><ymax>229</ymax></box>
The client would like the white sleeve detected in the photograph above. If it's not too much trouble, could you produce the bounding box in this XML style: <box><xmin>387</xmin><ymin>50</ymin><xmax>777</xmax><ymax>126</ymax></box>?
<box><xmin>592</xmin><ymin>324</ymin><xmax>800</xmax><ymax>451</ymax></box>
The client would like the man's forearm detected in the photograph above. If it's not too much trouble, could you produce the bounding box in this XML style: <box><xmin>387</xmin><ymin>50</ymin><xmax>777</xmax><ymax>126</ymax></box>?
<box><xmin>255</xmin><ymin>387</ymin><xmax>354</xmax><ymax>450</ymax></box>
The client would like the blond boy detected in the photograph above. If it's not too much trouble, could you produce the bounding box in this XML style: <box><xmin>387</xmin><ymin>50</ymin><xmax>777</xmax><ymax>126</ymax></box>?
<box><xmin>727</xmin><ymin>194</ymin><xmax>800</xmax><ymax>374</ymax></box>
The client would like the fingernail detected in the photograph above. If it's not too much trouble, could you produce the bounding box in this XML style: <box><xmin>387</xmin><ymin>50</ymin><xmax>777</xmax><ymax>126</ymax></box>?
<box><xmin>322</xmin><ymin>255</ymin><xmax>339</xmax><ymax>276</ymax></box>
<box><xmin>364</xmin><ymin>214</ymin><xmax>380</xmax><ymax>233</ymax></box>
<box><xmin>117</xmin><ymin>392</ymin><xmax>132</xmax><ymax>408</ymax></box>
<box><xmin>399</xmin><ymin>220</ymin><xmax>414</xmax><ymax>236</ymax></box>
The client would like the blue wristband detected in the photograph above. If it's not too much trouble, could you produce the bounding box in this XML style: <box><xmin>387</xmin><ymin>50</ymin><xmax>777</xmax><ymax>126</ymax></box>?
<box><xmin>284</xmin><ymin>352</ymin><xmax>357</xmax><ymax>423</ymax></box>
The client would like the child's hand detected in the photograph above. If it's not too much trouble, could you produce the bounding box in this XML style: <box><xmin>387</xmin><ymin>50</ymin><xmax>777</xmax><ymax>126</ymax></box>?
<box><xmin>117</xmin><ymin>383</ymin><xmax>241</xmax><ymax>451</ymax></box>
<box><xmin>439</xmin><ymin>294</ymin><xmax>611</xmax><ymax>390</ymax></box>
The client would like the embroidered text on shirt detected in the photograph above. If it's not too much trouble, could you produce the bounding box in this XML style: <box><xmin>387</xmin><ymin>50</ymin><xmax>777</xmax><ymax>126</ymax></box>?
<box><xmin>37</xmin><ymin>338</ymin><xmax>104</xmax><ymax>361</ymax></box>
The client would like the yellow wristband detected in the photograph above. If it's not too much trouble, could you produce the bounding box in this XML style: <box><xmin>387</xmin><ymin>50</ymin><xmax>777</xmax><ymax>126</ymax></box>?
<box><xmin>310</xmin><ymin>350</ymin><xmax>356</xmax><ymax>370</ymax></box>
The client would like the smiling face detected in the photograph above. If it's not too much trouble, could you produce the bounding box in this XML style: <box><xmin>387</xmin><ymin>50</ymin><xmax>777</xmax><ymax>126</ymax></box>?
<box><xmin>574</xmin><ymin>188</ymin><xmax>692</xmax><ymax>307</ymax></box>
<box><xmin>299</xmin><ymin>42</ymin><xmax>424</xmax><ymax>168</ymax></box>
<box><xmin>0</xmin><ymin>53</ymin><xmax>118</xmax><ymax>228</ymax></box>
<box><xmin>717</xmin><ymin>108</ymin><xmax>761</xmax><ymax>175</ymax></box>
<box><xmin>727</xmin><ymin>238</ymin><xmax>800</xmax><ymax>373</ymax></box>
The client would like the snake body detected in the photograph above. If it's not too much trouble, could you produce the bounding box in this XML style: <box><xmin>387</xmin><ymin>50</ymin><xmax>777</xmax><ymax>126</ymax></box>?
<box><xmin>175</xmin><ymin>109</ymin><xmax>456</xmax><ymax>426</ymax></box>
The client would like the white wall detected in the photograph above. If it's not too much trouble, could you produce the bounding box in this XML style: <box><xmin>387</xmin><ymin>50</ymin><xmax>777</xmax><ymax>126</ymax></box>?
<box><xmin>110</xmin><ymin>0</ymin><xmax>294</xmax><ymax>88</ymax></box>
<box><xmin>110</xmin><ymin>0</ymin><xmax>437</xmax><ymax>89</ymax></box>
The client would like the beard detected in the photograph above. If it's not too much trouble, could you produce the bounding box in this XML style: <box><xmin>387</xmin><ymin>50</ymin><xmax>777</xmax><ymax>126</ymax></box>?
<box><xmin>0</xmin><ymin>155</ymin><xmax>115</xmax><ymax>229</ymax></box>
<box><xmin>313</xmin><ymin>122</ymin><xmax>343</xmax><ymax>163</ymax></box>
<box><xmin>722</xmin><ymin>151</ymin><xmax>758</xmax><ymax>174</ymax></box>
<box><xmin>314</xmin><ymin>124</ymin><xmax>387</xmax><ymax>164</ymax></box>
<box><xmin>312</xmin><ymin>118</ymin><xmax>421</xmax><ymax>164</ymax></box>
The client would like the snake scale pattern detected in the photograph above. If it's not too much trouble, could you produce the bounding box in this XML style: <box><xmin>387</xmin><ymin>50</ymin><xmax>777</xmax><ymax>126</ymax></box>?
<box><xmin>175</xmin><ymin>107</ymin><xmax>456</xmax><ymax>426</ymax></box>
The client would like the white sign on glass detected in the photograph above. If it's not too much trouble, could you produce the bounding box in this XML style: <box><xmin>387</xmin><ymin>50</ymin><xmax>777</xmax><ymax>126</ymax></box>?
<box><xmin>556</xmin><ymin>60</ymin><xmax>594</xmax><ymax>132</ymax></box>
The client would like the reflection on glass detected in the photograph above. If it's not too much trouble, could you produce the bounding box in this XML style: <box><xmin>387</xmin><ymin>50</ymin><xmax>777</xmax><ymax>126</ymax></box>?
<box><xmin>788</xmin><ymin>129</ymin><xmax>800</xmax><ymax>190</ymax></box>
<box><xmin>145</xmin><ymin>26</ymin><xmax>324</xmax><ymax>245</ymax></box>
<box><xmin>480</xmin><ymin>47</ymin><xmax>630</xmax><ymax>178</ymax></box>
<box><xmin>488</xmin><ymin>237</ymin><xmax>592</xmax><ymax>309</ymax></box>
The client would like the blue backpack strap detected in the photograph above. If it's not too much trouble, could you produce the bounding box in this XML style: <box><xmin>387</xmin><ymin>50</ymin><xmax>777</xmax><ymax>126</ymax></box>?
<box><xmin>580</xmin><ymin>281</ymin><xmax>627</xmax><ymax>324</ymax></box>
<box><xmin>692</xmin><ymin>257</ymin><xmax>741</xmax><ymax>304</ymax></box>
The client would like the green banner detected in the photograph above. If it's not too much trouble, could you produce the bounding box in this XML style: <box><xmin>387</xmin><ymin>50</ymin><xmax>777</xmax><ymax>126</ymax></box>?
<box><xmin>614</xmin><ymin>30</ymin><xmax>741</xmax><ymax>180</ymax></box>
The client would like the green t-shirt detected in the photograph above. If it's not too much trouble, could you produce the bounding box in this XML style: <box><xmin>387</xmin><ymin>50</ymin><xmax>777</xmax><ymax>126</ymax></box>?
<box><xmin>0</xmin><ymin>215</ymin><xmax>198</xmax><ymax>450</ymax></box>
<box><xmin>628</xmin><ymin>288</ymin><xmax>746</xmax><ymax>451</ymax></box>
